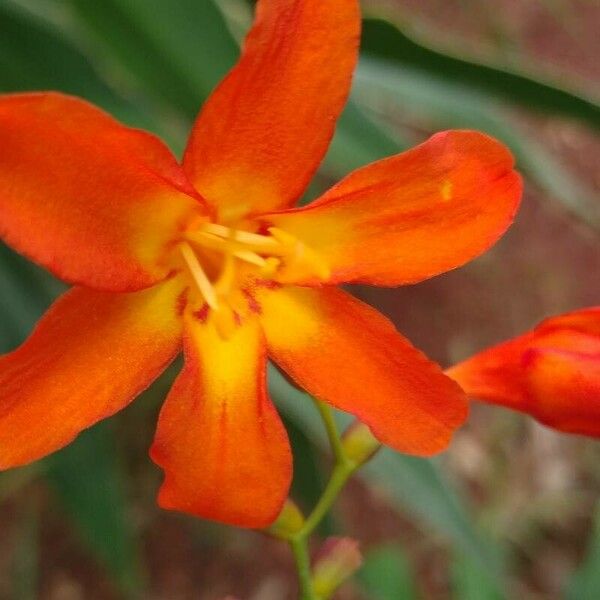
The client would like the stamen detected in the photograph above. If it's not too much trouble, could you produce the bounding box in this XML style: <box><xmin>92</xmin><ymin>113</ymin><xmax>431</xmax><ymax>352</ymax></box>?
<box><xmin>261</xmin><ymin>256</ymin><xmax>281</xmax><ymax>277</ymax></box>
<box><xmin>267</xmin><ymin>227</ymin><xmax>298</xmax><ymax>246</ymax></box>
<box><xmin>201</xmin><ymin>223</ymin><xmax>283</xmax><ymax>250</ymax></box>
<box><xmin>187</xmin><ymin>229</ymin><xmax>290</xmax><ymax>256</ymax></box>
<box><xmin>215</xmin><ymin>252</ymin><xmax>236</xmax><ymax>296</ymax></box>
<box><xmin>187</xmin><ymin>231</ymin><xmax>234</xmax><ymax>252</ymax></box>
<box><xmin>269</xmin><ymin>227</ymin><xmax>330</xmax><ymax>280</ymax></box>
<box><xmin>179</xmin><ymin>242</ymin><xmax>219</xmax><ymax>310</ymax></box>
<box><xmin>233</xmin><ymin>250</ymin><xmax>267</xmax><ymax>267</ymax></box>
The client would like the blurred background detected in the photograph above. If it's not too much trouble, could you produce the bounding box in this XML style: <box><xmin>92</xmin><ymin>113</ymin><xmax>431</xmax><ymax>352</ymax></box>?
<box><xmin>0</xmin><ymin>0</ymin><xmax>599</xmax><ymax>598</ymax></box>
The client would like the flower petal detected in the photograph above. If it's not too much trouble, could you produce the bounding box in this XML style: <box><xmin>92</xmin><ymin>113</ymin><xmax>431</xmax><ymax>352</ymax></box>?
<box><xmin>263</xmin><ymin>130</ymin><xmax>522</xmax><ymax>286</ymax></box>
<box><xmin>257</xmin><ymin>285</ymin><xmax>468</xmax><ymax>456</ymax></box>
<box><xmin>537</xmin><ymin>307</ymin><xmax>600</xmax><ymax>337</ymax></box>
<box><xmin>183</xmin><ymin>0</ymin><xmax>360</xmax><ymax>218</ymax></box>
<box><xmin>447</xmin><ymin>307</ymin><xmax>600</xmax><ymax>437</ymax></box>
<box><xmin>0</xmin><ymin>92</ymin><xmax>204</xmax><ymax>291</ymax></box>
<box><xmin>526</xmin><ymin>348</ymin><xmax>600</xmax><ymax>437</ymax></box>
<box><xmin>0</xmin><ymin>277</ymin><xmax>185</xmax><ymax>469</ymax></box>
<box><xmin>151</xmin><ymin>315</ymin><xmax>292</xmax><ymax>527</ymax></box>
<box><xmin>445</xmin><ymin>335</ymin><xmax>533</xmax><ymax>412</ymax></box>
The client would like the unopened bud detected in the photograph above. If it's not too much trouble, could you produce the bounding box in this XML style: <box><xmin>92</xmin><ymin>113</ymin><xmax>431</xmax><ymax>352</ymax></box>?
<box><xmin>267</xmin><ymin>500</ymin><xmax>305</xmax><ymax>538</ymax></box>
<box><xmin>312</xmin><ymin>537</ymin><xmax>362</xmax><ymax>598</ymax></box>
<box><xmin>341</xmin><ymin>422</ymin><xmax>381</xmax><ymax>466</ymax></box>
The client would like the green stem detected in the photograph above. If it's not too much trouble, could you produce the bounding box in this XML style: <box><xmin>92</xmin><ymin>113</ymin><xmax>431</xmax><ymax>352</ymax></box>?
<box><xmin>289</xmin><ymin>536</ymin><xmax>316</xmax><ymax>600</ymax></box>
<box><xmin>311</xmin><ymin>397</ymin><xmax>346</xmax><ymax>463</ymax></box>
<box><xmin>279</xmin><ymin>400</ymin><xmax>362</xmax><ymax>599</ymax></box>
<box><xmin>300</xmin><ymin>459</ymin><xmax>355</xmax><ymax>538</ymax></box>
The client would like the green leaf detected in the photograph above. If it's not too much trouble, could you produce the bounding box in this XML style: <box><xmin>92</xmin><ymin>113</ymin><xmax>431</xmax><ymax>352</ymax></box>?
<box><xmin>0</xmin><ymin>0</ymin><xmax>163</xmax><ymax>134</ymax></box>
<box><xmin>353</xmin><ymin>57</ymin><xmax>600</xmax><ymax>231</ymax></box>
<box><xmin>565</xmin><ymin>505</ymin><xmax>600</xmax><ymax>600</ymax></box>
<box><xmin>358</xmin><ymin>545</ymin><xmax>417</xmax><ymax>600</ymax></box>
<box><xmin>284</xmin><ymin>416</ymin><xmax>333</xmax><ymax>535</ymax></box>
<box><xmin>269</xmin><ymin>367</ymin><xmax>506</xmax><ymax>590</ymax></box>
<box><xmin>452</xmin><ymin>552</ymin><xmax>505</xmax><ymax>600</ymax></box>
<box><xmin>68</xmin><ymin>0</ymin><xmax>239</xmax><ymax>118</ymax></box>
<box><xmin>360</xmin><ymin>18</ymin><xmax>600</xmax><ymax>130</ymax></box>
<box><xmin>363</xmin><ymin>452</ymin><xmax>504</xmax><ymax>587</ymax></box>
<box><xmin>0</xmin><ymin>249</ymin><xmax>143</xmax><ymax>595</ymax></box>
<box><xmin>0</xmin><ymin>244</ymin><xmax>64</xmax><ymax>351</ymax></box>
<box><xmin>323</xmin><ymin>100</ymin><xmax>408</xmax><ymax>178</ymax></box>
<box><xmin>45</xmin><ymin>422</ymin><xmax>143</xmax><ymax>595</ymax></box>
<box><xmin>0</xmin><ymin>4</ymin><xmax>145</xmax><ymax>582</ymax></box>
<box><xmin>67</xmin><ymin>0</ymin><xmax>410</xmax><ymax>183</ymax></box>
<box><xmin>0</xmin><ymin>1</ymin><xmax>112</xmax><ymax>98</ymax></box>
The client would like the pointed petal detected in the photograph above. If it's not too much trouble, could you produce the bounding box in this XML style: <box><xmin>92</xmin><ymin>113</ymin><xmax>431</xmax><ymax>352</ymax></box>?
<box><xmin>0</xmin><ymin>93</ymin><xmax>203</xmax><ymax>291</ymax></box>
<box><xmin>263</xmin><ymin>130</ymin><xmax>522</xmax><ymax>286</ymax></box>
<box><xmin>151</xmin><ymin>315</ymin><xmax>292</xmax><ymax>527</ymax></box>
<box><xmin>258</xmin><ymin>286</ymin><xmax>467</xmax><ymax>456</ymax></box>
<box><xmin>0</xmin><ymin>277</ymin><xmax>185</xmax><ymax>469</ymax></box>
<box><xmin>183</xmin><ymin>0</ymin><xmax>360</xmax><ymax>218</ymax></box>
<box><xmin>447</xmin><ymin>307</ymin><xmax>600</xmax><ymax>437</ymax></box>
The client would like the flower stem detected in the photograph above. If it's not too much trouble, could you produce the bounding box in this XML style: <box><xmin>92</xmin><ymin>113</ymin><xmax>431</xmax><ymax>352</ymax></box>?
<box><xmin>283</xmin><ymin>399</ymin><xmax>361</xmax><ymax>599</ymax></box>
<box><xmin>312</xmin><ymin>397</ymin><xmax>346</xmax><ymax>464</ymax></box>
<box><xmin>289</xmin><ymin>535</ymin><xmax>316</xmax><ymax>600</ymax></box>
<box><xmin>301</xmin><ymin>454</ymin><xmax>355</xmax><ymax>538</ymax></box>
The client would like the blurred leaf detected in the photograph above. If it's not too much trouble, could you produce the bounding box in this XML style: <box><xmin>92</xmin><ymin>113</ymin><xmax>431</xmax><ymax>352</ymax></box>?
<box><xmin>269</xmin><ymin>367</ymin><xmax>506</xmax><ymax>590</ymax></box>
<box><xmin>353</xmin><ymin>57</ymin><xmax>600</xmax><ymax>231</ymax></box>
<box><xmin>0</xmin><ymin>253</ymin><xmax>143</xmax><ymax>594</ymax></box>
<box><xmin>0</xmin><ymin>0</ymin><xmax>155</xmax><ymax>129</ymax></box>
<box><xmin>0</xmin><ymin>244</ymin><xmax>64</xmax><ymax>351</ymax></box>
<box><xmin>452</xmin><ymin>552</ymin><xmax>505</xmax><ymax>600</ymax></box>
<box><xmin>284</xmin><ymin>416</ymin><xmax>333</xmax><ymax>535</ymax></box>
<box><xmin>323</xmin><ymin>100</ymin><xmax>408</xmax><ymax>177</ymax></box>
<box><xmin>68</xmin><ymin>0</ymin><xmax>238</xmax><ymax>118</ymax></box>
<box><xmin>358</xmin><ymin>545</ymin><xmax>417</xmax><ymax>600</ymax></box>
<box><xmin>45</xmin><ymin>422</ymin><xmax>143</xmax><ymax>595</ymax></box>
<box><xmin>67</xmin><ymin>0</ymin><xmax>410</xmax><ymax>182</ymax></box>
<box><xmin>300</xmin><ymin>100</ymin><xmax>408</xmax><ymax>203</ymax></box>
<box><xmin>0</xmin><ymin>6</ymin><xmax>149</xmax><ymax>593</ymax></box>
<box><xmin>363</xmin><ymin>452</ymin><xmax>504</xmax><ymax>587</ymax></box>
<box><xmin>360</xmin><ymin>18</ymin><xmax>600</xmax><ymax>130</ymax></box>
<box><xmin>0</xmin><ymin>1</ymin><xmax>112</xmax><ymax>97</ymax></box>
<box><xmin>565</xmin><ymin>505</ymin><xmax>600</xmax><ymax>600</ymax></box>
<box><xmin>11</xmin><ymin>499</ymin><xmax>39</xmax><ymax>600</ymax></box>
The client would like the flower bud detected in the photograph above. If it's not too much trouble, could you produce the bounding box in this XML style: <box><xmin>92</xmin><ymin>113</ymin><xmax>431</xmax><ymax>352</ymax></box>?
<box><xmin>341</xmin><ymin>421</ymin><xmax>381</xmax><ymax>466</ymax></box>
<box><xmin>267</xmin><ymin>499</ymin><xmax>305</xmax><ymax>538</ymax></box>
<box><xmin>312</xmin><ymin>537</ymin><xmax>362</xmax><ymax>598</ymax></box>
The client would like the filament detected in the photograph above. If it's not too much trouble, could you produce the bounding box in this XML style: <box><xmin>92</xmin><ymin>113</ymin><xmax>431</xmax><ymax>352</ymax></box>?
<box><xmin>179</xmin><ymin>242</ymin><xmax>219</xmax><ymax>310</ymax></box>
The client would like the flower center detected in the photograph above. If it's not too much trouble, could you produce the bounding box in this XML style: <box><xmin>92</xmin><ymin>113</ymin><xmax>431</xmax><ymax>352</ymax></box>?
<box><xmin>178</xmin><ymin>221</ymin><xmax>328</xmax><ymax>338</ymax></box>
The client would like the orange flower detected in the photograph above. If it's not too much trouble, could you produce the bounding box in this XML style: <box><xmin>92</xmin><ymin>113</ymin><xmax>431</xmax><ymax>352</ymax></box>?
<box><xmin>447</xmin><ymin>307</ymin><xmax>600</xmax><ymax>437</ymax></box>
<box><xmin>0</xmin><ymin>0</ymin><xmax>522</xmax><ymax>527</ymax></box>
